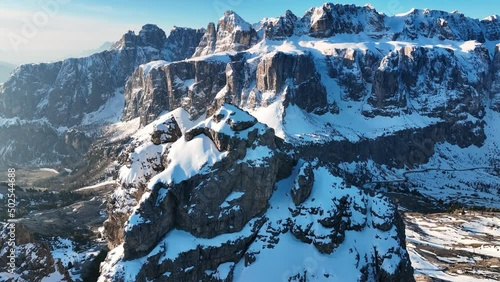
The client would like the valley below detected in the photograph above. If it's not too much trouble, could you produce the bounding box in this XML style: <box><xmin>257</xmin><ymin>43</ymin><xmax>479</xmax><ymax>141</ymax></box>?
<box><xmin>405</xmin><ymin>212</ymin><xmax>500</xmax><ymax>282</ymax></box>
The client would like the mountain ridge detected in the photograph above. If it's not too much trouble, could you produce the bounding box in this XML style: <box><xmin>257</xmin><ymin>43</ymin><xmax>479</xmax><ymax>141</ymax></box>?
<box><xmin>0</xmin><ymin>2</ymin><xmax>499</xmax><ymax>281</ymax></box>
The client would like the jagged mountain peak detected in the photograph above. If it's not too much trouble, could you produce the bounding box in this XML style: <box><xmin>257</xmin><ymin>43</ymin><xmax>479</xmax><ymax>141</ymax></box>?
<box><xmin>193</xmin><ymin>2</ymin><xmax>500</xmax><ymax>56</ymax></box>
<box><xmin>399</xmin><ymin>7</ymin><xmax>456</xmax><ymax>17</ymax></box>
<box><xmin>111</xmin><ymin>24</ymin><xmax>167</xmax><ymax>51</ymax></box>
<box><xmin>484</xmin><ymin>14</ymin><xmax>499</xmax><ymax>22</ymax></box>
<box><xmin>138</xmin><ymin>24</ymin><xmax>167</xmax><ymax>50</ymax></box>
<box><xmin>193</xmin><ymin>9</ymin><xmax>258</xmax><ymax>57</ymax></box>
<box><xmin>364</xmin><ymin>3</ymin><xmax>375</xmax><ymax>10</ymax></box>
<box><xmin>309</xmin><ymin>2</ymin><xmax>381</xmax><ymax>14</ymax></box>
<box><xmin>169</xmin><ymin>25</ymin><xmax>204</xmax><ymax>33</ymax></box>
<box><xmin>138</xmin><ymin>23</ymin><xmax>165</xmax><ymax>39</ymax></box>
<box><xmin>139</xmin><ymin>23</ymin><xmax>163</xmax><ymax>32</ymax></box>
<box><xmin>2</xmin><ymin>2</ymin><xmax>500</xmax><ymax>282</ymax></box>
<box><xmin>257</xmin><ymin>9</ymin><xmax>298</xmax><ymax>40</ymax></box>
<box><xmin>219</xmin><ymin>10</ymin><xmax>252</xmax><ymax>32</ymax></box>
<box><xmin>283</xmin><ymin>9</ymin><xmax>295</xmax><ymax>17</ymax></box>
<box><xmin>303</xmin><ymin>2</ymin><xmax>385</xmax><ymax>37</ymax></box>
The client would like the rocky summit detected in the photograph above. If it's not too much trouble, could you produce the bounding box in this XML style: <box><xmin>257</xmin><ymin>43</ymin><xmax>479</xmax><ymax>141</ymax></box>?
<box><xmin>99</xmin><ymin>105</ymin><xmax>413</xmax><ymax>281</ymax></box>
<box><xmin>1</xmin><ymin>2</ymin><xmax>500</xmax><ymax>282</ymax></box>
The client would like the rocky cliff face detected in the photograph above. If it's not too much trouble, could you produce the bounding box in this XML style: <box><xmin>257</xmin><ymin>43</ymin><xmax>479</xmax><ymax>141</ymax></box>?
<box><xmin>193</xmin><ymin>11</ymin><xmax>259</xmax><ymax>57</ymax></box>
<box><xmin>260</xmin><ymin>10</ymin><xmax>298</xmax><ymax>40</ymax></box>
<box><xmin>304</xmin><ymin>3</ymin><xmax>385</xmax><ymax>38</ymax></box>
<box><xmin>94</xmin><ymin>5</ymin><xmax>500</xmax><ymax>281</ymax></box>
<box><xmin>2</xmin><ymin>24</ymin><xmax>168</xmax><ymax>127</ymax></box>
<box><xmin>0</xmin><ymin>24</ymin><xmax>204</xmax><ymax>168</ymax></box>
<box><xmin>491</xmin><ymin>45</ymin><xmax>500</xmax><ymax>112</ymax></box>
<box><xmin>257</xmin><ymin>3</ymin><xmax>500</xmax><ymax>42</ymax></box>
<box><xmin>4</xmin><ymin>2</ymin><xmax>500</xmax><ymax>282</ymax></box>
<box><xmin>122</xmin><ymin>57</ymin><xmax>228</xmax><ymax>125</ymax></box>
<box><xmin>99</xmin><ymin>105</ymin><xmax>413</xmax><ymax>281</ymax></box>
<box><xmin>123</xmin><ymin>50</ymin><xmax>339</xmax><ymax>127</ymax></box>
<box><xmin>327</xmin><ymin>44</ymin><xmax>489</xmax><ymax>119</ymax></box>
<box><xmin>165</xmin><ymin>26</ymin><xmax>206</xmax><ymax>61</ymax></box>
<box><xmin>121</xmin><ymin>105</ymin><xmax>284</xmax><ymax>259</ymax></box>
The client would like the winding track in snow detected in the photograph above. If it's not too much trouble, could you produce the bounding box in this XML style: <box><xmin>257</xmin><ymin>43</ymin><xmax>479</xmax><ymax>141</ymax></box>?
<box><xmin>365</xmin><ymin>166</ymin><xmax>495</xmax><ymax>185</ymax></box>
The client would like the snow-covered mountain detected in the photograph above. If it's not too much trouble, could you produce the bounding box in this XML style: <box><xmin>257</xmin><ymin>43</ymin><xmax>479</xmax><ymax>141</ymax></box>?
<box><xmin>1</xmin><ymin>2</ymin><xmax>500</xmax><ymax>282</ymax></box>
<box><xmin>97</xmin><ymin>104</ymin><xmax>413</xmax><ymax>281</ymax></box>
<box><xmin>0</xmin><ymin>25</ymin><xmax>204</xmax><ymax>168</ymax></box>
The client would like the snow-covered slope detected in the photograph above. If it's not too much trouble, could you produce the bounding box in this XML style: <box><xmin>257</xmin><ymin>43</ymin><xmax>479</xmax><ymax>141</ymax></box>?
<box><xmin>98</xmin><ymin>105</ymin><xmax>413</xmax><ymax>281</ymax></box>
<box><xmin>98</xmin><ymin>4</ymin><xmax>500</xmax><ymax>281</ymax></box>
<box><xmin>2</xmin><ymin>2</ymin><xmax>500</xmax><ymax>282</ymax></box>
<box><xmin>405</xmin><ymin>212</ymin><xmax>500</xmax><ymax>281</ymax></box>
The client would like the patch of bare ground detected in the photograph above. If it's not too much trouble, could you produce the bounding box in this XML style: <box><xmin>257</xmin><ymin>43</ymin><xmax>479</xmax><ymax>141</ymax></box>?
<box><xmin>0</xmin><ymin>169</ymin><xmax>59</xmax><ymax>191</ymax></box>
<box><xmin>405</xmin><ymin>212</ymin><xmax>500</xmax><ymax>281</ymax></box>
<box><xmin>17</xmin><ymin>194</ymin><xmax>110</xmax><ymax>241</ymax></box>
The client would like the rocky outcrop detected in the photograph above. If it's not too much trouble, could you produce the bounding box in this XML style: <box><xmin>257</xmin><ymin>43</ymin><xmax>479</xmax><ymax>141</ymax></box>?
<box><xmin>122</xmin><ymin>61</ymin><xmax>172</xmax><ymax>125</ymax></box>
<box><xmin>0</xmin><ymin>223</ymin><xmax>71</xmax><ymax>282</ymax></box>
<box><xmin>64</xmin><ymin>129</ymin><xmax>92</xmax><ymax>153</ymax></box>
<box><xmin>193</xmin><ymin>11</ymin><xmax>258</xmax><ymax>57</ymax></box>
<box><xmin>165</xmin><ymin>26</ymin><xmax>206</xmax><ymax>61</ymax></box>
<box><xmin>393</xmin><ymin>9</ymin><xmax>485</xmax><ymax>41</ymax></box>
<box><xmin>122</xmin><ymin>104</ymin><xmax>284</xmax><ymax>259</ymax></box>
<box><xmin>298</xmin><ymin>118</ymin><xmax>486</xmax><ymax>171</ymax></box>
<box><xmin>193</xmin><ymin>22</ymin><xmax>217</xmax><ymax>57</ymax></box>
<box><xmin>369</xmin><ymin>45</ymin><xmax>487</xmax><ymax>118</ymax></box>
<box><xmin>99</xmin><ymin>105</ymin><xmax>414</xmax><ymax>281</ymax></box>
<box><xmin>104</xmin><ymin>114</ymin><xmax>174</xmax><ymax>248</ymax></box>
<box><xmin>481</xmin><ymin>15</ymin><xmax>500</xmax><ymax>41</ymax></box>
<box><xmin>325</xmin><ymin>45</ymin><xmax>489</xmax><ymax>119</ymax></box>
<box><xmin>256</xmin><ymin>52</ymin><xmax>328</xmax><ymax>113</ymax></box>
<box><xmin>151</xmin><ymin>116</ymin><xmax>182</xmax><ymax>145</ymax></box>
<box><xmin>122</xmin><ymin>58</ymin><xmax>227</xmax><ymax>125</ymax></box>
<box><xmin>112</xmin><ymin>24</ymin><xmax>167</xmax><ymax>51</ymax></box>
<box><xmin>491</xmin><ymin>44</ymin><xmax>500</xmax><ymax>112</ymax></box>
<box><xmin>0</xmin><ymin>24</ymin><xmax>205</xmax><ymax>168</ymax></box>
<box><xmin>291</xmin><ymin>161</ymin><xmax>315</xmax><ymax>205</ymax></box>
<box><xmin>304</xmin><ymin>3</ymin><xmax>385</xmax><ymax>38</ymax></box>
<box><xmin>123</xmin><ymin>49</ymin><xmax>339</xmax><ymax>127</ymax></box>
<box><xmin>261</xmin><ymin>10</ymin><xmax>298</xmax><ymax>40</ymax></box>
<box><xmin>288</xmin><ymin>172</ymin><xmax>413</xmax><ymax>281</ymax></box>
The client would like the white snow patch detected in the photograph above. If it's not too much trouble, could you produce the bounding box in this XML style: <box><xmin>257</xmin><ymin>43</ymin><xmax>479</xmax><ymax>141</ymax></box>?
<box><xmin>39</xmin><ymin>168</ymin><xmax>59</xmax><ymax>174</ymax></box>
<box><xmin>50</xmin><ymin>237</ymin><xmax>79</xmax><ymax>268</ymax></box>
<box><xmin>141</xmin><ymin>60</ymin><xmax>169</xmax><ymax>76</ymax></box>
<box><xmin>149</xmin><ymin>134</ymin><xmax>227</xmax><ymax>187</ymax></box>
<box><xmin>82</xmin><ymin>89</ymin><xmax>125</xmax><ymax>125</ymax></box>
<box><xmin>220</xmin><ymin>191</ymin><xmax>245</xmax><ymax>208</ymax></box>
<box><xmin>75</xmin><ymin>180</ymin><xmax>118</xmax><ymax>192</ymax></box>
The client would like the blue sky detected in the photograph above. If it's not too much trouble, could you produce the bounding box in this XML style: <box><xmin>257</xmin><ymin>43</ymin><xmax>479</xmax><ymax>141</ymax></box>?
<box><xmin>1</xmin><ymin>1</ymin><xmax>499</xmax><ymax>64</ymax></box>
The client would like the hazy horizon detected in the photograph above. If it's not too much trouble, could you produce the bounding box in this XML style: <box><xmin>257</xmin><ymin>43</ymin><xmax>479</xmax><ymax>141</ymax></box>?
<box><xmin>1</xmin><ymin>0</ymin><xmax>499</xmax><ymax>65</ymax></box>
